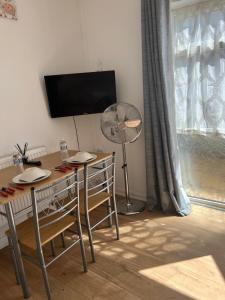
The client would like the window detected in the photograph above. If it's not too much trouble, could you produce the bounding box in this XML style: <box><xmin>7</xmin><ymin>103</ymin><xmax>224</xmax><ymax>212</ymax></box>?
<box><xmin>173</xmin><ymin>0</ymin><xmax>225</xmax><ymax>134</ymax></box>
<box><xmin>172</xmin><ymin>0</ymin><xmax>225</xmax><ymax>204</ymax></box>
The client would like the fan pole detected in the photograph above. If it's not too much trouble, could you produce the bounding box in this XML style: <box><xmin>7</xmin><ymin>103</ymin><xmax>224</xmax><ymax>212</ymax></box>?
<box><xmin>122</xmin><ymin>143</ymin><xmax>131</xmax><ymax>207</ymax></box>
<box><xmin>117</xmin><ymin>143</ymin><xmax>145</xmax><ymax>215</ymax></box>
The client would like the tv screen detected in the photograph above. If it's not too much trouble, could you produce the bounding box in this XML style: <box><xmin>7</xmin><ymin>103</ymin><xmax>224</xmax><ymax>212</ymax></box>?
<box><xmin>44</xmin><ymin>71</ymin><xmax>117</xmax><ymax>118</ymax></box>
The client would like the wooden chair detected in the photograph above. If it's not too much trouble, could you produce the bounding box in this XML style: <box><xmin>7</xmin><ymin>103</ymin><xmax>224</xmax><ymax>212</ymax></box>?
<box><xmin>82</xmin><ymin>152</ymin><xmax>119</xmax><ymax>262</ymax></box>
<box><xmin>6</xmin><ymin>171</ymin><xmax>87</xmax><ymax>300</ymax></box>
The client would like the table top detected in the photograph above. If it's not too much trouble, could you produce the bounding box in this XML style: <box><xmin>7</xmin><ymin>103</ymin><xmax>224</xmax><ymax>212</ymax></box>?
<box><xmin>0</xmin><ymin>150</ymin><xmax>111</xmax><ymax>205</ymax></box>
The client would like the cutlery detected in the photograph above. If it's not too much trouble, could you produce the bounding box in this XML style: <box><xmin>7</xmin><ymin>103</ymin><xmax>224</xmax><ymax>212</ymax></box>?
<box><xmin>23</xmin><ymin>142</ymin><xmax>28</xmax><ymax>156</ymax></box>
<box><xmin>54</xmin><ymin>166</ymin><xmax>67</xmax><ymax>173</ymax></box>
<box><xmin>54</xmin><ymin>164</ymin><xmax>65</xmax><ymax>169</ymax></box>
<box><xmin>2</xmin><ymin>187</ymin><xmax>14</xmax><ymax>195</ymax></box>
<box><xmin>9</xmin><ymin>183</ymin><xmax>25</xmax><ymax>190</ymax></box>
<box><xmin>55</xmin><ymin>169</ymin><xmax>67</xmax><ymax>173</ymax></box>
<box><xmin>15</xmin><ymin>144</ymin><xmax>23</xmax><ymax>155</ymax></box>
<box><xmin>61</xmin><ymin>163</ymin><xmax>79</xmax><ymax>170</ymax></box>
<box><xmin>0</xmin><ymin>191</ymin><xmax>8</xmax><ymax>197</ymax></box>
<box><xmin>54</xmin><ymin>164</ymin><xmax>72</xmax><ymax>172</ymax></box>
<box><xmin>63</xmin><ymin>165</ymin><xmax>72</xmax><ymax>170</ymax></box>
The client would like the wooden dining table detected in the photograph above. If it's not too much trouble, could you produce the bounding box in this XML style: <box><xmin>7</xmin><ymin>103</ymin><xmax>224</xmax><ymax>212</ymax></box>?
<box><xmin>0</xmin><ymin>150</ymin><xmax>111</xmax><ymax>299</ymax></box>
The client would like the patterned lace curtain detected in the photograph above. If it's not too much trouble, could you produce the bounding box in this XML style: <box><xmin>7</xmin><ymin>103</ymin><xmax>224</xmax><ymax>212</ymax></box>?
<box><xmin>172</xmin><ymin>0</ymin><xmax>225</xmax><ymax>203</ymax></box>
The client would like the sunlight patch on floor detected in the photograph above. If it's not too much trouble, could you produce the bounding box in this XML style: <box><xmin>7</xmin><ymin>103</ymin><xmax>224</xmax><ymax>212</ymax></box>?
<box><xmin>139</xmin><ymin>255</ymin><xmax>225</xmax><ymax>300</ymax></box>
<box><xmin>94</xmin><ymin>243</ymin><xmax>137</xmax><ymax>259</ymax></box>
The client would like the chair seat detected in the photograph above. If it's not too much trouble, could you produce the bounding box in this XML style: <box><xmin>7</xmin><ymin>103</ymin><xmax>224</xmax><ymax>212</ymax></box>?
<box><xmin>6</xmin><ymin>212</ymin><xmax>75</xmax><ymax>251</ymax></box>
<box><xmin>79</xmin><ymin>189</ymin><xmax>110</xmax><ymax>214</ymax></box>
<box><xmin>54</xmin><ymin>190</ymin><xmax>110</xmax><ymax>215</ymax></box>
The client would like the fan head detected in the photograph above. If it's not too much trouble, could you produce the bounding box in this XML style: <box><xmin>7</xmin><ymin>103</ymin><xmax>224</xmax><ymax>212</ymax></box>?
<box><xmin>101</xmin><ymin>102</ymin><xmax>142</xmax><ymax>144</ymax></box>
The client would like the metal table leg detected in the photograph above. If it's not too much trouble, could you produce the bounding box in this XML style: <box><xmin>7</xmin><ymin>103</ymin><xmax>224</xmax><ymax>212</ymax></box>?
<box><xmin>5</xmin><ymin>202</ymin><xmax>30</xmax><ymax>299</ymax></box>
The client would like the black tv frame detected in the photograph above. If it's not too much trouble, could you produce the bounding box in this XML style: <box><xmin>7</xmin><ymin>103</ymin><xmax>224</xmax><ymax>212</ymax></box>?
<box><xmin>44</xmin><ymin>70</ymin><xmax>117</xmax><ymax>118</ymax></box>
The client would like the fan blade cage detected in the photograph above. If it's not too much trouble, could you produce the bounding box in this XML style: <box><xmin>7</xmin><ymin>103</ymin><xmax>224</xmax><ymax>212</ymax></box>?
<box><xmin>101</xmin><ymin>102</ymin><xmax>142</xmax><ymax>144</ymax></box>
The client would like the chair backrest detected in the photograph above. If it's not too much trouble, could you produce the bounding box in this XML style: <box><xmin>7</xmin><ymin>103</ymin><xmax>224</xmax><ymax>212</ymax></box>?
<box><xmin>31</xmin><ymin>170</ymin><xmax>79</xmax><ymax>247</ymax></box>
<box><xmin>83</xmin><ymin>152</ymin><xmax>116</xmax><ymax>205</ymax></box>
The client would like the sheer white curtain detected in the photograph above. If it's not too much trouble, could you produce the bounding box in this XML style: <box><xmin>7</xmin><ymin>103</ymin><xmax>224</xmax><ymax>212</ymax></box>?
<box><xmin>172</xmin><ymin>0</ymin><xmax>225</xmax><ymax>203</ymax></box>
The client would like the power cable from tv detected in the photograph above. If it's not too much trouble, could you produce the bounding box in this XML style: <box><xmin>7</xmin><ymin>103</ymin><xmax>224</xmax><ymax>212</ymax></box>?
<box><xmin>73</xmin><ymin>116</ymin><xmax>80</xmax><ymax>151</ymax></box>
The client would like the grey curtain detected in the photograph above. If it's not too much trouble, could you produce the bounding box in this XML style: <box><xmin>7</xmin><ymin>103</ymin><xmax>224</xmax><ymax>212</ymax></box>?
<box><xmin>141</xmin><ymin>0</ymin><xmax>191</xmax><ymax>216</ymax></box>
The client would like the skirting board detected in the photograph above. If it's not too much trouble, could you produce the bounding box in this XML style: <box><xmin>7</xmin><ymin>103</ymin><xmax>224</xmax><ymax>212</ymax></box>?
<box><xmin>116</xmin><ymin>187</ymin><xmax>147</xmax><ymax>202</ymax></box>
<box><xmin>191</xmin><ymin>197</ymin><xmax>225</xmax><ymax>211</ymax></box>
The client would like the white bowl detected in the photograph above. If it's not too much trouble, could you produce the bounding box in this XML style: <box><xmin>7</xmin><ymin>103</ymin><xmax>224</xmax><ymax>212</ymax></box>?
<box><xmin>19</xmin><ymin>167</ymin><xmax>47</xmax><ymax>182</ymax></box>
<box><xmin>66</xmin><ymin>152</ymin><xmax>96</xmax><ymax>163</ymax></box>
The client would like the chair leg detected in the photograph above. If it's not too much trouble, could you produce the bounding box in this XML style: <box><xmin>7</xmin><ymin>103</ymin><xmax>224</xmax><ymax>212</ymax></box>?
<box><xmin>60</xmin><ymin>232</ymin><xmax>66</xmax><ymax>248</ymax></box>
<box><xmin>8</xmin><ymin>236</ymin><xmax>20</xmax><ymax>285</ymax></box>
<box><xmin>107</xmin><ymin>199</ymin><xmax>113</xmax><ymax>228</ymax></box>
<box><xmin>37</xmin><ymin>250</ymin><xmax>52</xmax><ymax>300</ymax></box>
<box><xmin>103</xmin><ymin>161</ymin><xmax>113</xmax><ymax>228</ymax></box>
<box><xmin>76</xmin><ymin>211</ymin><xmax>88</xmax><ymax>272</ymax></box>
<box><xmin>50</xmin><ymin>240</ymin><xmax>56</xmax><ymax>257</ymax></box>
<box><xmin>84</xmin><ymin>212</ymin><xmax>96</xmax><ymax>262</ymax></box>
<box><xmin>112</xmin><ymin>195</ymin><xmax>120</xmax><ymax>240</ymax></box>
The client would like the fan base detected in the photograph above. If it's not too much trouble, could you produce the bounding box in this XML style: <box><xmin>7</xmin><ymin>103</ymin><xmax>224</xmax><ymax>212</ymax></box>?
<box><xmin>117</xmin><ymin>197</ymin><xmax>145</xmax><ymax>215</ymax></box>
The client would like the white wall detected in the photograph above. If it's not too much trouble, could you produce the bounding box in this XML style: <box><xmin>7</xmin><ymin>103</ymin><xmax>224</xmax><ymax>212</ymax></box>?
<box><xmin>78</xmin><ymin>0</ymin><xmax>147</xmax><ymax>200</ymax></box>
<box><xmin>0</xmin><ymin>0</ymin><xmax>147</xmax><ymax>201</ymax></box>
<box><xmin>0</xmin><ymin>0</ymin><xmax>83</xmax><ymax>156</ymax></box>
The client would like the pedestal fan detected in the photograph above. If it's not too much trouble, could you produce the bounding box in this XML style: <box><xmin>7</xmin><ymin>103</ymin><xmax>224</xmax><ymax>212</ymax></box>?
<box><xmin>101</xmin><ymin>102</ymin><xmax>145</xmax><ymax>215</ymax></box>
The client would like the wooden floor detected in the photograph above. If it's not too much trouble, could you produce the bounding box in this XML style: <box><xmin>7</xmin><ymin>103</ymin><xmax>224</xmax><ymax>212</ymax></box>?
<box><xmin>0</xmin><ymin>204</ymin><xmax>225</xmax><ymax>299</ymax></box>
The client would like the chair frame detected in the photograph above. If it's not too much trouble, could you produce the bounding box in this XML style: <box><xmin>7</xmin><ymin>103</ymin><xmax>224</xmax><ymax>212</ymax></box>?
<box><xmin>83</xmin><ymin>152</ymin><xmax>119</xmax><ymax>262</ymax></box>
<box><xmin>8</xmin><ymin>170</ymin><xmax>87</xmax><ymax>300</ymax></box>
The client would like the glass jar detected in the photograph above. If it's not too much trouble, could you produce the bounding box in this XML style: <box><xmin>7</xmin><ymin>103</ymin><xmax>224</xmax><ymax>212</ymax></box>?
<box><xmin>59</xmin><ymin>140</ymin><xmax>69</xmax><ymax>161</ymax></box>
<box><xmin>13</xmin><ymin>153</ymin><xmax>24</xmax><ymax>174</ymax></box>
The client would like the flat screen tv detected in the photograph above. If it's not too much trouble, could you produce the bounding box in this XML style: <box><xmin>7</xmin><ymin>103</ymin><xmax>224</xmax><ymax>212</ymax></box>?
<box><xmin>44</xmin><ymin>70</ymin><xmax>117</xmax><ymax>118</ymax></box>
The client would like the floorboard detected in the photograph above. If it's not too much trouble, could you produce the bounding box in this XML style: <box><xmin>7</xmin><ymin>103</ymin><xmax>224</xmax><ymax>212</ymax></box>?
<box><xmin>0</xmin><ymin>204</ymin><xmax>224</xmax><ymax>299</ymax></box>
